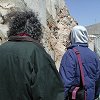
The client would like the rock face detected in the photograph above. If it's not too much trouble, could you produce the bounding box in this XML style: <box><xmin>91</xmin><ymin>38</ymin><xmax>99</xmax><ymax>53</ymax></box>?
<box><xmin>0</xmin><ymin>0</ymin><xmax>77</xmax><ymax>70</ymax></box>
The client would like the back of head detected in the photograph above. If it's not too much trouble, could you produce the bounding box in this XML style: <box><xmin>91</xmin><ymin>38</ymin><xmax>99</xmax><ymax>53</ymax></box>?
<box><xmin>70</xmin><ymin>25</ymin><xmax>88</xmax><ymax>44</ymax></box>
<box><xmin>7</xmin><ymin>11</ymin><xmax>42</xmax><ymax>41</ymax></box>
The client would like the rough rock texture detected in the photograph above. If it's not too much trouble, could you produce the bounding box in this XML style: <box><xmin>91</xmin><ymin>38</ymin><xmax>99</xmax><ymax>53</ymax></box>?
<box><xmin>0</xmin><ymin>0</ymin><xmax>77</xmax><ymax>70</ymax></box>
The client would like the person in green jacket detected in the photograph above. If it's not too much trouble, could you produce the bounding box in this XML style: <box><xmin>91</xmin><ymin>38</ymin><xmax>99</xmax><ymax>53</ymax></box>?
<box><xmin>0</xmin><ymin>11</ymin><xmax>64</xmax><ymax>100</ymax></box>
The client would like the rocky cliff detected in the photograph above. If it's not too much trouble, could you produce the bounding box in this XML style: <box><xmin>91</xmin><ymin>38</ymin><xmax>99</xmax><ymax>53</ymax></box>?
<box><xmin>0</xmin><ymin>0</ymin><xmax>77</xmax><ymax>70</ymax></box>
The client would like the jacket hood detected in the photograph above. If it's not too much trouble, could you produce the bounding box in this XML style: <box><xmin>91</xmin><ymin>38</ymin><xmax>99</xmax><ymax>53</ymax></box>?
<box><xmin>70</xmin><ymin>25</ymin><xmax>88</xmax><ymax>44</ymax></box>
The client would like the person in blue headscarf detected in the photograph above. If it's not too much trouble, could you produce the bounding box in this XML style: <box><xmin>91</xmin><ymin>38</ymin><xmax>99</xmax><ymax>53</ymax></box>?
<box><xmin>59</xmin><ymin>25</ymin><xmax>100</xmax><ymax>100</ymax></box>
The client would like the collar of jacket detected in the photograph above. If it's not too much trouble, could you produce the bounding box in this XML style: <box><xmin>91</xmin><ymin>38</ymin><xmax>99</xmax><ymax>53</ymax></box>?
<box><xmin>8</xmin><ymin>35</ymin><xmax>34</xmax><ymax>42</ymax></box>
<box><xmin>67</xmin><ymin>43</ymin><xmax>88</xmax><ymax>49</ymax></box>
<box><xmin>8</xmin><ymin>35</ymin><xmax>44</xmax><ymax>48</ymax></box>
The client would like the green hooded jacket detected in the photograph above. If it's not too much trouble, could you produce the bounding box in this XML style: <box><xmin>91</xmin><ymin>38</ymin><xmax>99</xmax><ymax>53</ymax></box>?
<box><xmin>0</xmin><ymin>37</ymin><xmax>64</xmax><ymax>100</ymax></box>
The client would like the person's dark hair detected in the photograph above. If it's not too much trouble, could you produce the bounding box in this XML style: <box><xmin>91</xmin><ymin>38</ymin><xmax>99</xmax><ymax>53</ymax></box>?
<box><xmin>7</xmin><ymin>11</ymin><xmax>42</xmax><ymax>40</ymax></box>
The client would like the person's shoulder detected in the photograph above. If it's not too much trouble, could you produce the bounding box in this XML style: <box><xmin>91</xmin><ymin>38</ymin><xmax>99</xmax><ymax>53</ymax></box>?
<box><xmin>86</xmin><ymin>48</ymin><xmax>100</xmax><ymax>60</ymax></box>
<box><xmin>88</xmin><ymin>48</ymin><xmax>97</xmax><ymax>56</ymax></box>
<box><xmin>63</xmin><ymin>48</ymin><xmax>75</xmax><ymax>58</ymax></box>
<box><xmin>32</xmin><ymin>41</ymin><xmax>52</xmax><ymax>58</ymax></box>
